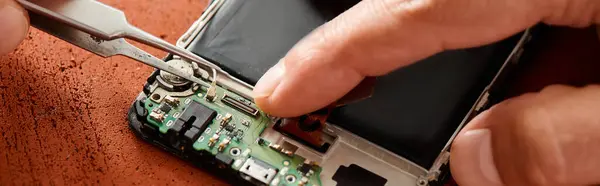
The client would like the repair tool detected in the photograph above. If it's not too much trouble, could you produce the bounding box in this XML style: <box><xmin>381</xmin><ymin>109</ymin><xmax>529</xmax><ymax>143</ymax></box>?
<box><xmin>17</xmin><ymin>0</ymin><xmax>223</xmax><ymax>88</ymax></box>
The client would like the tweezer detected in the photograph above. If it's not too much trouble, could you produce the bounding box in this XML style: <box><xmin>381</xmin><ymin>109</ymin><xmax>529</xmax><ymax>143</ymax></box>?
<box><xmin>17</xmin><ymin>0</ymin><xmax>218</xmax><ymax>88</ymax></box>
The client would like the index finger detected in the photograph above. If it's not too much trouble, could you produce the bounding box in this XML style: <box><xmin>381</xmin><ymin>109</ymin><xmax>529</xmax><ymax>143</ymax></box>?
<box><xmin>252</xmin><ymin>0</ymin><xmax>579</xmax><ymax>117</ymax></box>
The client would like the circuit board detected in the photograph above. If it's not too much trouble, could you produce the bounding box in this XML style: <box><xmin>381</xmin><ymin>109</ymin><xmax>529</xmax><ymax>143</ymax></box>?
<box><xmin>143</xmin><ymin>84</ymin><xmax>322</xmax><ymax>186</ymax></box>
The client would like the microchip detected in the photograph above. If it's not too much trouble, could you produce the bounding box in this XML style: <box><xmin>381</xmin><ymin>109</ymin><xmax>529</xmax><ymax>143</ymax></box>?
<box><xmin>230</xmin><ymin>129</ymin><xmax>244</xmax><ymax>140</ymax></box>
<box><xmin>297</xmin><ymin>163</ymin><xmax>313</xmax><ymax>175</ymax></box>
<box><xmin>235</xmin><ymin>129</ymin><xmax>244</xmax><ymax>138</ymax></box>
<box><xmin>174</xmin><ymin>100</ymin><xmax>217</xmax><ymax>133</ymax></box>
<box><xmin>224</xmin><ymin>124</ymin><xmax>235</xmax><ymax>132</ymax></box>
<box><xmin>158</xmin><ymin>102</ymin><xmax>172</xmax><ymax>113</ymax></box>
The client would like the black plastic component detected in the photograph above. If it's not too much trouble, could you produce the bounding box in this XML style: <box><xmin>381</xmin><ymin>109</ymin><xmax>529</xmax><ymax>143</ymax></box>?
<box><xmin>221</xmin><ymin>94</ymin><xmax>259</xmax><ymax>116</ymax></box>
<box><xmin>158</xmin><ymin>102</ymin><xmax>172</xmax><ymax>113</ymax></box>
<box><xmin>167</xmin><ymin>122</ymin><xmax>185</xmax><ymax>148</ymax></box>
<box><xmin>134</xmin><ymin>98</ymin><xmax>148</xmax><ymax>118</ymax></box>
<box><xmin>170</xmin><ymin>122</ymin><xmax>184</xmax><ymax>135</ymax></box>
<box><xmin>177</xmin><ymin>100</ymin><xmax>217</xmax><ymax>132</ymax></box>
<box><xmin>134</xmin><ymin>98</ymin><xmax>159</xmax><ymax>135</ymax></box>
<box><xmin>141</xmin><ymin>122</ymin><xmax>159</xmax><ymax>135</ymax></box>
<box><xmin>143</xmin><ymin>70</ymin><xmax>161</xmax><ymax>95</ymax></box>
<box><xmin>168</xmin><ymin>101</ymin><xmax>216</xmax><ymax>147</ymax></box>
<box><xmin>216</xmin><ymin>153</ymin><xmax>234</xmax><ymax>166</ymax></box>
<box><xmin>332</xmin><ymin>164</ymin><xmax>387</xmax><ymax>186</ymax></box>
<box><xmin>257</xmin><ymin>138</ymin><xmax>268</xmax><ymax>146</ymax></box>
<box><xmin>183</xmin><ymin>127</ymin><xmax>202</xmax><ymax>145</ymax></box>
<box><xmin>127</xmin><ymin>94</ymin><xmax>254</xmax><ymax>186</ymax></box>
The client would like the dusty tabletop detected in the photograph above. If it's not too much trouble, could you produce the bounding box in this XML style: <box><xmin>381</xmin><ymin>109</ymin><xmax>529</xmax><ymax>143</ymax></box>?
<box><xmin>0</xmin><ymin>0</ymin><xmax>228</xmax><ymax>185</ymax></box>
<box><xmin>1</xmin><ymin>0</ymin><xmax>600</xmax><ymax>185</ymax></box>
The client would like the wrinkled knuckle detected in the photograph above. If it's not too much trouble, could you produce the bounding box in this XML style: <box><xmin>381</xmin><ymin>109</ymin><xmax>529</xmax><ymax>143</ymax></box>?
<box><xmin>289</xmin><ymin>27</ymin><xmax>333</xmax><ymax>66</ymax></box>
<box><xmin>377</xmin><ymin>0</ymin><xmax>435</xmax><ymax>20</ymax></box>
<box><xmin>512</xmin><ymin>107</ymin><xmax>565</xmax><ymax>185</ymax></box>
<box><xmin>312</xmin><ymin>24</ymin><xmax>333</xmax><ymax>47</ymax></box>
<box><xmin>497</xmin><ymin>96</ymin><xmax>544</xmax><ymax>141</ymax></box>
<box><xmin>491</xmin><ymin>93</ymin><xmax>569</xmax><ymax>185</ymax></box>
<box><xmin>374</xmin><ymin>0</ymin><xmax>401</xmax><ymax>19</ymax></box>
<box><xmin>307</xmin><ymin>27</ymin><xmax>333</xmax><ymax>53</ymax></box>
<box><xmin>512</xmin><ymin>101</ymin><xmax>548</xmax><ymax>132</ymax></box>
<box><xmin>487</xmin><ymin>97</ymin><xmax>533</xmax><ymax>130</ymax></box>
<box><xmin>509</xmin><ymin>107</ymin><xmax>536</xmax><ymax>132</ymax></box>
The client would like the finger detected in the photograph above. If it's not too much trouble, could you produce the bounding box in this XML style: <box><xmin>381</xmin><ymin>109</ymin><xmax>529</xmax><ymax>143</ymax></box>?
<box><xmin>0</xmin><ymin>0</ymin><xmax>29</xmax><ymax>55</ymax></box>
<box><xmin>253</xmin><ymin>0</ymin><xmax>553</xmax><ymax>117</ymax></box>
<box><xmin>451</xmin><ymin>85</ymin><xmax>600</xmax><ymax>186</ymax></box>
<box><xmin>538</xmin><ymin>84</ymin><xmax>578</xmax><ymax>97</ymax></box>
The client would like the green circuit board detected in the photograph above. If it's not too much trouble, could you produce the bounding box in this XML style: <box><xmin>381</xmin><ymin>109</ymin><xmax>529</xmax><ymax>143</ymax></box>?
<box><xmin>144</xmin><ymin>85</ymin><xmax>321</xmax><ymax>186</ymax></box>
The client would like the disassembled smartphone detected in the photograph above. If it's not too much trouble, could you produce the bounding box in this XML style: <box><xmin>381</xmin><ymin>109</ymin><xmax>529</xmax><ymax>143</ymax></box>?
<box><xmin>127</xmin><ymin>1</ymin><xmax>537</xmax><ymax>185</ymax></box>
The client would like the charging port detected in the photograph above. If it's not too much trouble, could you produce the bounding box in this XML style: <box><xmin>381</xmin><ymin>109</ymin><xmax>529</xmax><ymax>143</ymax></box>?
<box><xmin>239</xmin><ymin>158</ymin><xmax>278</xmax><ymax>184</ymax></box>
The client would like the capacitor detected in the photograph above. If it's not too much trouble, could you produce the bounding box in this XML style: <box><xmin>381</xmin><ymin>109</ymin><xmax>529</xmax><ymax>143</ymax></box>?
<box><xmin>218</xmin><ymin>138</ymin><xmax>231</xmax><ymax>152</ymax></box>
<box><xmin>208</xmin><ymin>134</ymin><xmax>220</xmax><ymax>147</ymax></box>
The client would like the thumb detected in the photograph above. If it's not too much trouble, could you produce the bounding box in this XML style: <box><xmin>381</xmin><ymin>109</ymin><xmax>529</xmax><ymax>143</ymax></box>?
<box><xmin>253</xmin><ymin>0</ymin><xmax>600</xmax><ymax>117</ymax></box>
<box><xmin>0</xmin><ymin>0</ymin><xmax>28</xmax><ymax>55</ymax></box>
<box><xmin>450</xmin><ymin>85</ymin><xmax>600</xmax><ymax>186</ymax></box>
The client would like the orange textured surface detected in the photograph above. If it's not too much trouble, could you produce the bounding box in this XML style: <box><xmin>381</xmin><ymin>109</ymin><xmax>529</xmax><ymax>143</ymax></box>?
<box><xmin>1</xmin><ymin>1</ymin><xmax>598</xmax><ymax>185</ymax></box>
<box><xmin>0</xmin><ymin>0</ymin><xmax>227</xmax><ymax>185</ymax></box>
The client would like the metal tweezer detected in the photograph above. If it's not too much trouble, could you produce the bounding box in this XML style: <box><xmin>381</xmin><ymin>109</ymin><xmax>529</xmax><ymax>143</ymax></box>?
<box><xmin>17</xmin><ymin>0</ymin><xmax>216</xmax><ymax>87</ymax></box>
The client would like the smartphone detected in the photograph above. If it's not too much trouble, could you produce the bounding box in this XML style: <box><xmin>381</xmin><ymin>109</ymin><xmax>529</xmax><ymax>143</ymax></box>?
<box><xmin>127</xmin><ymin>1</ymin><xmax>537</xmax><ymax>185</ymax></box>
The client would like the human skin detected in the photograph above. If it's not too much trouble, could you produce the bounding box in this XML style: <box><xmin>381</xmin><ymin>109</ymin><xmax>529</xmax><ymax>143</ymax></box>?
<box><xmin>0</xmin><ymin>0</ymin><xmax>28</xmax><ymax>55</ymax></box>
<box><xmin>3</xmin><ymin>0</ymin><xmax>600</xmax><ymax>185</ymax></box>
<box><xmin>252</xmin><ymin>0</ymin><xmax>600</xmax><ymax>185</ymax></box>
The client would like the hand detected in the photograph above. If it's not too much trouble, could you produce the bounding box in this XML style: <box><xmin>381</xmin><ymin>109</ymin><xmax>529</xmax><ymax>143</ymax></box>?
<box><xmin>0</xmin><ymin>0</ymin><xmax>28</xmax><ymax>55</ymax></box>
<box><xmin>451</xmin><ymin>85</ymin><xmax>600</xmax><ymax>185</ymax></box>
<box><xmin>251</xmin><ymin>0</ymin><xmax>600</xmax><ymax>185</ymax></box>
<box><xmin>252</xmin><ymin>0</ymin><xmax>599</xmax><ymax>117</ymax></box>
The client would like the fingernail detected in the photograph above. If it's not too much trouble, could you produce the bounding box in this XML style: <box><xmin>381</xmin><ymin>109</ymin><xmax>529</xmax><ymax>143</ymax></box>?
<box><xmin>458</xmin><ymin>129</ymin><xmax>503</xmax><ymax>186</ymax></box>
<box><xmin>253</xmin><ymin>61</ymin><xmax>286</xmax><ymax>98</ymax></box>
<box><xmin>0</xmin><ymin>3</ymin><xmax>29</xmax><ymax>55</ymax></box>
